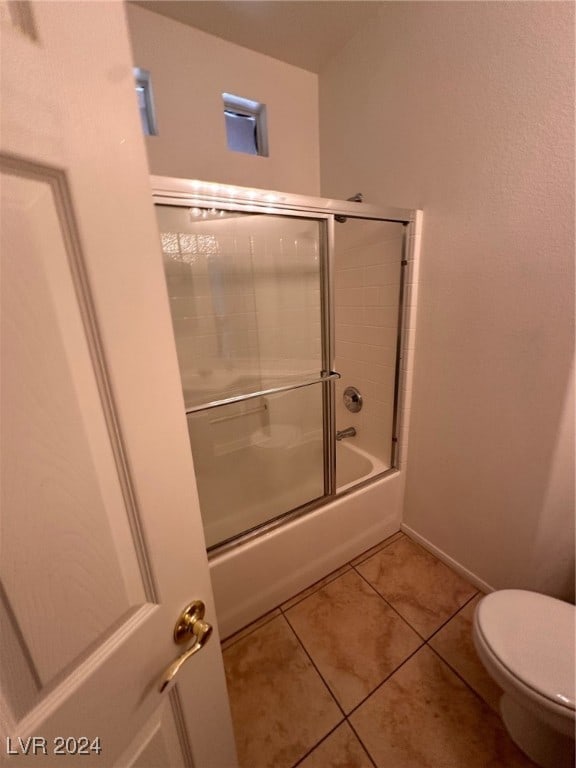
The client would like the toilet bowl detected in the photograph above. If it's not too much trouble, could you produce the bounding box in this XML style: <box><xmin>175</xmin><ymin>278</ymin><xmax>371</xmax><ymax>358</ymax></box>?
<box><xmin>473</xmin><ymin>589</ymin><xmax>575</xmax><ymax>768</ymax></box>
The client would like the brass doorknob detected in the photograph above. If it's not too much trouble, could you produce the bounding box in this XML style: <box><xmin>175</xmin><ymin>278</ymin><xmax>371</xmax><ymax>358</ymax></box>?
<box><xmin>159</xmin><ymin>601</ymin><xmax>213</xmax><ymax>692</ymax></box>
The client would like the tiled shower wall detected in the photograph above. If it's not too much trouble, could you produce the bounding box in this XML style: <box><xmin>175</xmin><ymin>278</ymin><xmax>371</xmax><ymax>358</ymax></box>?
<box><xmin>334</xmin><ymin>220</ymin><xmax>406</xmax><ymax>468</ymax></box>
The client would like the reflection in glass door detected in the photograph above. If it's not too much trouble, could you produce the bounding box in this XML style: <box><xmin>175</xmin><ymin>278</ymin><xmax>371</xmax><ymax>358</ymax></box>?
<box><xmin>156</xmin><ymin>205</ymin><xmax>333</xmax><ymax>548</ymax></box>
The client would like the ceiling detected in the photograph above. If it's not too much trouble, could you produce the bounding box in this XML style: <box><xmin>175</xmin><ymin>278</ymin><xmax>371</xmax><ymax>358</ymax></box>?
<box><xmin>131</xmin><ymin>1</ymin><xmax>382</xmax><ymax>73</ymax></box>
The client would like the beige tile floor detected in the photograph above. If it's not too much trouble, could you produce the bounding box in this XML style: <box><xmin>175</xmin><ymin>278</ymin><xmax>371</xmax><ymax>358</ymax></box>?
<box><xmin>222</xmin><ymin>532</ymin><xmax>537</xmax><ymax>768</ymax></box>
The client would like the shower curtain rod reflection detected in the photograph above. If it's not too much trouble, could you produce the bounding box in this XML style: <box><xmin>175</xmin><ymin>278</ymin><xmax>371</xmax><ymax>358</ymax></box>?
<box><xmin>184</xmin><ymin>371</ymin><xmax>341</xmax><ymax>415</ymax></box>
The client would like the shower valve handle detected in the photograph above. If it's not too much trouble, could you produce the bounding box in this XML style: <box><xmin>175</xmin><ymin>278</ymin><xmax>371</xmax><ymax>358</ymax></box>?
<box><xmin>159</xmin><ymin>600</ymin><xmax>213</xmax><ymax>692</ymax></box>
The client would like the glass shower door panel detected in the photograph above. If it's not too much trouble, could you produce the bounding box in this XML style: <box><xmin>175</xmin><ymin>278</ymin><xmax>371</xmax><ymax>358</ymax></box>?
<box><xmin>156</xmin><ymin>203</ymin><xmax>329</xmax><ymax>549</ymax></box>
<box><xmin>333</xmin><ymin>219</ymin><xmax>405</xmax><ymax>490</ymax></box>
<box><xmin>186</xmin><ymin>384</ymin><xmax>325</xmax><ymax>549</ymax></box>
<box><xmin>156</xmin><ymin>205</ymin><xmax>324</xmax><ymax>411</ymax></box>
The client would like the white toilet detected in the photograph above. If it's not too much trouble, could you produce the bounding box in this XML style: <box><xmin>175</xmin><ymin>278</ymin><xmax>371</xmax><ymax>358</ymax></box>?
<box><xmin>473</xmin><ymin>589</ymin><xmax>575</xmax><ymax>768</ymax></box>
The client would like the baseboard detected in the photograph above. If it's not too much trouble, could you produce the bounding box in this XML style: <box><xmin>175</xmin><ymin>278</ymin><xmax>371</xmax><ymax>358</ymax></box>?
<box><xmin>401</xmin><ymin>523</ymin><xmax>495</xmax><ymax>594</ymax></box>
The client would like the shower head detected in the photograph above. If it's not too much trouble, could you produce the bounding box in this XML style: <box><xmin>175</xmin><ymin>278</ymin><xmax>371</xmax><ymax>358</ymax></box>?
<box><xmin>335</xmin><ymin>193</ymin><xmax>363</xmax><ymax>223</ymax></box>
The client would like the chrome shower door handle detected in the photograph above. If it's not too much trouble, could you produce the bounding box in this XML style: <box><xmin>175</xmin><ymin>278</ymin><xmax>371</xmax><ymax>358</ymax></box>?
<box><xmin>159</xmin><ymin>600</ymin><xmax>213</xmax><ymax>692</ymax></box>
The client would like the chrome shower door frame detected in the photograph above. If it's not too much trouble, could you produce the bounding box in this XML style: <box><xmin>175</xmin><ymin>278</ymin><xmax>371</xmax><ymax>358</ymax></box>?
<box><xmin>151</xmin><ymin>176</ymin><xmax>415</xmax><ymax>555</ymax></box>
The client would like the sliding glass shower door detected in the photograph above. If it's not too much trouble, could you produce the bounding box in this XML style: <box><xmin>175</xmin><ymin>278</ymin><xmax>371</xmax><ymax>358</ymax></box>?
<box><xmin>156</xmin><ymin>203</ymin><xmax>334</xmax><ymax>548</ymax></box>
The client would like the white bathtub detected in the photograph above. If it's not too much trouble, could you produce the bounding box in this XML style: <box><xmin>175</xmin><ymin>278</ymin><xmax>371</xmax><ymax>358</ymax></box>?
<box><xmin>336</xmin><ymin>440</ymin><xmax>388</xmax><ymax>491</ymax></box>
<box><xmin>208</xmin><ymin>440</ymin><xmax>403</xmax><ymax>638</ymax></box>
<box><xmin>196</xmin><ymin>430</ymin><xmax>390</xmax><ymax>549</ymax></box>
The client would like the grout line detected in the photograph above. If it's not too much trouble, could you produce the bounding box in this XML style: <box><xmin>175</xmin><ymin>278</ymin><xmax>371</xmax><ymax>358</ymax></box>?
<box><xmin>282</xmin><ymin>613</ymin><xmax>348</xmax><ymax>720</ymax></box>
<box><xmin>345</xmin><ymin>719</ymin><xmax>378</xmax><ymax>768</ymax></box>
<box><xmin>352</xmin><ymin>545</ymin><xmax>481</xmax><ymax>643</ymax></box>
<box><xmin>426</xmin><ymin>642</ymin><xmax>500</xmax><ymax>713</ymax></box>
<box><xmin>352</xmin><ymin>565</ymin><xmax>430</xmax><ymax>641</ymax></box>
<box><xmin>345</xmin><ymin>642</ymin><xmax>426</xmax><ymax>719</ymax></box>
<box><xmin>289</xmin><ymin>721</ymin><xmax>347</xmax><ymax>768</ymax></box>
<box><xmin>221</xmin><ymin>610</ymin><xmax>282</xmax><ymax>651</ymax></box>
<box><xmin>349</xmin><ymin>530</ymin><xmax>405</xmax><ymax>567</ymax></box>
<box><xmin>225</xmin><ymin>537</ymin><xmax>491</xmax><ymax>767</ymax></box>
<box><xmin>279</xmin><ymin>565</ymin><xmax>351</xmax><ymax>613</ymax></box>
<box><xmin>423</xmin><ymin>590</ymin><xmax>480</xmax><ymax>644</ymax></box>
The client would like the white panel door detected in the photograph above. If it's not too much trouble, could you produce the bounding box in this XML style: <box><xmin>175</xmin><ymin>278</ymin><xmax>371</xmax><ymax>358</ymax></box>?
<box><xmin>0</xmin><ymin>2</ymin><xmax>238</xmax><ymax>766</ymax></box>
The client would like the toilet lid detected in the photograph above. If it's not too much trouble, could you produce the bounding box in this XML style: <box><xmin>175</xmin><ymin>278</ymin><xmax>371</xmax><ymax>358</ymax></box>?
<box><xmin>476</xmin><ymin>590</ymin><xmax>576</xmax><ymax>710</ymax></box>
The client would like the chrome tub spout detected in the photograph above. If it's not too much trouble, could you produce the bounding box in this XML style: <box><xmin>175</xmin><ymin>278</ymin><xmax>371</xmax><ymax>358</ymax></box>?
<box><xmin>336</xmin><ymin>427</ymin><xmax>357</xmax><ymax>441</ymax></box>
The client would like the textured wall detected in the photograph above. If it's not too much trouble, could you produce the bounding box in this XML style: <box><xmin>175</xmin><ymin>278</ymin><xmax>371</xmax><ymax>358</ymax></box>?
<box><xmin>126</xmin><ymin>4</ymin><xmax>320</xmax><ymax>194</ymax></box>
<box><xmin>320</xmin><ymin>1</ymin><xmax>575</xmax><ymax>599</ymax></box>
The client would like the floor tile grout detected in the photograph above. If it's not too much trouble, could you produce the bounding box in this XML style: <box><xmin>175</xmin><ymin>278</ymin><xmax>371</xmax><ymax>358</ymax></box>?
<box><xmin>351</xmin><ymin>563</ymin><xmax>431</xmax><ymax>640</ymax></box>
<box><xmin>277</xmin><ymin>555</ymin><xmax>489</xmax><ymax>737</ymax></box>
<box><xmin>426</xmin><ymin>641</ymin><xmax>499</xmax><ymax>713</ymax></box>
<box><xmin>349</xmin><ymin>531</ymin><xmax>406</xmax><ymax>568</ymax></box>
<box><xmin>353</xmin><ymin>557</ymin><xmax>481</xmax><ymax>643</ymax></box>
<box><xmin>344</xmin><ymin>632</ymin><xmax>500</xmax><ymax>768</ymax></box>
<box><xmin>223</xmin><ymin>539</ymin><xmax>478</xmax><ymax>655</ymax></box>
<box><xmin>223</xmin><ymin>530</ymin><xmax>517</xmax><ymax>768</ymax></box>
<box><xmin>279</xmin><ymin>565</ymin><xmax>352</xmax><ymax>614</ymax></box>
<box><xmin>284</xmin><ymin>630</ymin><xmax>501</xmax><ymax>768</ymax></box>
<box><xmin>424</xmin><ymin>589</ymin><xmax>480</xmax><ymax>643</ymax></box>
<box><xmin>281</xmin><ymin>530</ymin><xmax>405</xmax><ymax>613</ymax></box>
<box><xmin>281</xmin><ymin>570</ymin><xmax>432</xmax><ymax>729</ymax></box>
<box><xmin>223</xmin><ymin>533</ymin><xmax>479</xmax><ymax>693</ymax></box>
<box><xmin>344</xmin><ymin>640</ymin><xmax>426</xmax><ymax>719</ymax></box>
<box><xmin>344</xmin><ymin>717</ymin><xmax>379</xmax><ymax>768</ymax></box>
<box><xmin>289</xmin><ymin>721</ymin><xmax>361</xmax><ymax>768</ymax></box>
<box><xmin>221</xmin><ymin>610</ymin><xmax>281</xmax><ymax>650</ymax></box>
<box><xmin>289</xmin><ymin>725</ymin><xmax>337</xmax><ymax>768</ymax></box>
<box><xmin>282</xmin><ymin>611</ymin><xmax>348</xmax><ymax>720</ymax></box>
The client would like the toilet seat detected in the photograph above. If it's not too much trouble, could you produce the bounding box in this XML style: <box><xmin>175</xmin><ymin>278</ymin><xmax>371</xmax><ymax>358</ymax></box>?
<box><xmin>475</xmin><ymin>590</ymin><xmax>575</xmax><ymax>712</ymax></box>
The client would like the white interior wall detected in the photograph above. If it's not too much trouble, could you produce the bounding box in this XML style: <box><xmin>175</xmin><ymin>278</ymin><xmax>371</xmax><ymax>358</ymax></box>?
<box><xmin>320</xmin><ymin>1</ymin><xmax>575</xmax><ymax>600</ymax></box>
<box><xmin>126</xmin><ymin>4</ymin><xmax>320</xmax><ymax>194</ymax></box>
